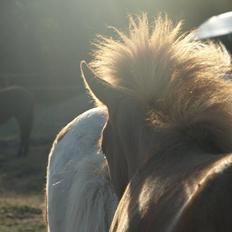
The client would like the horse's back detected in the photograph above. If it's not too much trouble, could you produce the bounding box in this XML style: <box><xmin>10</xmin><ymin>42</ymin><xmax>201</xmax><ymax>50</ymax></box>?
<box><xmin>110</xmin><ymin>151</ymin><xmax>232</xmax><ymax>232</ymax></box>
<box><xmin>173</xmin><ymin>160</ymin><xmax>232</xmax><ymax>232</ymax></box>
<box><xmin>47</xmin><ymin>107</ymin><xmax>117</xmax><ymax>232</ymax></box>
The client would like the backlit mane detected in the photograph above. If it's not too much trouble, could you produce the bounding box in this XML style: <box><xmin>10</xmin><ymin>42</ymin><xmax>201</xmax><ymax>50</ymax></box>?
<box><xmin>90</xmin><ymin>14</ymin><xmax>231</xmax><ymax>97</ymax></box>
<box><xmin>90</xmin><ymin>14</ymin><xmax>232</xmax><ymax>153</ymax></box>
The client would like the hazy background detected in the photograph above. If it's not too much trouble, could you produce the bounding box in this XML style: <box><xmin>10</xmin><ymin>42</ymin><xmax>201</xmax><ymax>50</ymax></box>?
<box><xmin>0</xmin><ymin>1</ymin><xmax>232</xmax><ymax>231</ymax></box>
<box><xmin>1</xmin><ymin>0</ymin><xmax>232</xmax><ymax>97</ymax></box>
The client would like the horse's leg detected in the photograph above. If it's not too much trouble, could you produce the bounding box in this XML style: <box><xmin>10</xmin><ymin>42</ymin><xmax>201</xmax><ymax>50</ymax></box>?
<box><xmin>17</xmin><ymin>105</ymin><xmax>34</xmax><ymax>157</ymax></box>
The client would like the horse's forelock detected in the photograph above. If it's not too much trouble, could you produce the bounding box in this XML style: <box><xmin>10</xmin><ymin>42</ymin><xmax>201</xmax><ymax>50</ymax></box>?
<box><xmin>90</xmin><ymin>14</ymin><xmax>232</xmax><ymax>153</ymax></box>
<box><xmin>90</xmin><ymin>14</ymin><xmax>230</xmax><ymax>100</ymax></box>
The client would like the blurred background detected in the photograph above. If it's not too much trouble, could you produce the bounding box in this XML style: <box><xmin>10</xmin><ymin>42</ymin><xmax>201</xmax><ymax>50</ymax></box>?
<box><xmin>0</xmin><ymin>0</ymin><xmax>231</xmax><ymax>231</ymax></box>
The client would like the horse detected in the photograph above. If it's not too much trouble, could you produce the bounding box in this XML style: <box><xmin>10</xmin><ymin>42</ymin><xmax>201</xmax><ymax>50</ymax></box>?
<box><xmin>0</xmin><ymin>86</ymin><xmax>34</xmax><ymax>156</ymax></box>
<box><xmin>46</xmin><ymin>107</ymin><xmax>118</xmax><ymax>232</ymax></box>
<box><xmin>81</xmin><ymin>14</ymin><xmax>232</xmax><ymax>231</ymax></box>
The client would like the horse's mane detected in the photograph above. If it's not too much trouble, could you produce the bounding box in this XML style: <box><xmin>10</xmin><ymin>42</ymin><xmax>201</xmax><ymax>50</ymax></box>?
<box><xmin>90</xmin><ymin>14</ymin><xmax>232</xmax><ymax>153</ymax></box>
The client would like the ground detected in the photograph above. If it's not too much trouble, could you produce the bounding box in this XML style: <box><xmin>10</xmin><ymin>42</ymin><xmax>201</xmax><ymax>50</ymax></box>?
<box><xmin>0</xmin><ymin>194</ymin><xmax>45</xmax><ymax>232</ymax></box>
<box><xmin>0</xmin><ymin>142</ymin><xmax>48</xmax><ymax>232</ymax></box>
<box><xmin>0</xmin><ymin>94</ymin><xmax>92</xmax><ymax>231</ymax></box>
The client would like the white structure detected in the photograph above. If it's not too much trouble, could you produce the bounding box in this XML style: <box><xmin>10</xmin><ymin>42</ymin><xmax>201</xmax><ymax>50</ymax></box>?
<box><xmin>46</xmin><ymin>107</ymin><xmax>117</xmax><ymax>232</ymax></box>
<box><xmin>195</xmin><ymin>11</ymin><xmax>232</xmax><ymax>40</ymax></box>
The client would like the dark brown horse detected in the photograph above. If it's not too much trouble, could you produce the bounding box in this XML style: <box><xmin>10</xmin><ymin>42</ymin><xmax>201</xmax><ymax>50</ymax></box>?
<box><xmin>109</xmin><ymin>146</ymin><xmax>232</xmax><ymax>232</ymax></box>
<box><xmin>81</xmin><ymin>15</ymin><xmax>232</xmax><ymax>231</ymax></box>
<box><xmin>0</xmin><ymin>86</ymin><xmax>34</xmax><ymax>156</ymax></box>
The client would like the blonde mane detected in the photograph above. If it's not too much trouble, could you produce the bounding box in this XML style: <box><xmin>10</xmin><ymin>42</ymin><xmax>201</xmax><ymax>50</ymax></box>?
<box><xmin>90</xmin><ymin>14</ymin><xmax>230</xmax><ymax>94</ymax></box>
<box><xmin>90</xmin><ymin>14</ymin><xmax>232</xmax><ymax>152</ymax></box>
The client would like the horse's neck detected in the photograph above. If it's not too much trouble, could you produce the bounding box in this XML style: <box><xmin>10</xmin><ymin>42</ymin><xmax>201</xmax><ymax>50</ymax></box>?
<box><xmin>111</xmin><ymin>147</ymin><xmax>230</xmax><ymax>232</ymax></box>
<box><xmin>126</xmin><ymin>128</ymin><xmax>181</xmax><ymax>179</ymax></box>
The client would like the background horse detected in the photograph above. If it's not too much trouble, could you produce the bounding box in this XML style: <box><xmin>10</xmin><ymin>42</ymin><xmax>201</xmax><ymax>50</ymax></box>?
<box><xmin>0</xmin><ymin>86</ymin><xmax>34</xmax><ymax>156</ymax></box>
<box><xmin>46</xmin><ymin>107</ymin><xmax>118</xmax><ymax>232</ymax></box>
<box><xmin>81</xmin><ymin>14</ymin><xmax>232</xmax><ymax>231</ymax></box>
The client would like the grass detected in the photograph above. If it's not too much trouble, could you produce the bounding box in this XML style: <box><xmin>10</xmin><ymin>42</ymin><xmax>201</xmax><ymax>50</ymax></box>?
<box><xmin>0</xmin><ymin>194</ymin><xmax>45</xmax><ymax>232</ymax></box>
<box><xmin>0</xmin><ymin>94</ymin><xmax>92</xmax><ymax>231</ymax></box>
<box><xmin>0</xmin><ymin>136</ymin><xmax>49</xmax><ymax>232</ymax></box>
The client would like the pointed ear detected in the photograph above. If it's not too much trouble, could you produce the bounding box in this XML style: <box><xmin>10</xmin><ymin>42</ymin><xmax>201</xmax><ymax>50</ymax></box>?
<box><xmin>80</xmin><ymin>60</ymin><xmax>125</xmax><ymax>106</ymax></box>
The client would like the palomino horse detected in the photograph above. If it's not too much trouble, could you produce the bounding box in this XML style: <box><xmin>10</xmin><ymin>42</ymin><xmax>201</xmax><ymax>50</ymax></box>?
<box><xmin>0</xmin><ymin>86</ymin><xmax>34</xmax><ymax>156</ymax></box>
<box><xmin>46</xmin><ymin>107</ymin><xmax>117</xmax><ymax>232</ymax></box>
<box><xmin>81</xmin><ymin>14</ymin><xmax>232</xmax><ymax>231</ymax></box>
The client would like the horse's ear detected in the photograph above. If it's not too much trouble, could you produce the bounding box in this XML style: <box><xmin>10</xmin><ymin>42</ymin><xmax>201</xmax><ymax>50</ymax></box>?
<box><xmin>80</xmin><ymin>60</ymin><xmax>123</xmax><ymax>106</ymax></box>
